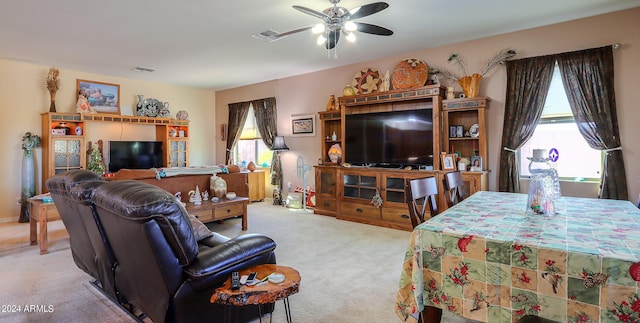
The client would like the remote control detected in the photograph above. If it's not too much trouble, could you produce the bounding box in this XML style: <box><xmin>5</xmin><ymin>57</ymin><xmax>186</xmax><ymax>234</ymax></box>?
<box><xmin>231</xmin><ymin>272</ymin><xmax>240</xmax><ymax>290</ymax></box>
<box><xmin>247</xmin><ymin>272</ymin><xmax>257</xmax><ymax>283</ymax></box>
<box><xmin>239</xmin><ymin>275</ymin><xmax>249</xmax><ymax>285</ymax></box>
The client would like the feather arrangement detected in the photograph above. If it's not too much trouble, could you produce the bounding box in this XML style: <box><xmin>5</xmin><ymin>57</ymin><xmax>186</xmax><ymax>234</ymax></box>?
<box><xmin>480</xmin><ymin>48</ymin><xmax>517</xmax><ymax>76</ymax></box>
<box><xmin>432</xmin><ymin>48</ymin><xmax>517</xmax><ymax>83</ymax></box>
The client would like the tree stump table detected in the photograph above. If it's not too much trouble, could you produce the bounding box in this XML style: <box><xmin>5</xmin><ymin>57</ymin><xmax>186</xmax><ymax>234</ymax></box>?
<box><xmin>211</xmin><ymin>264</ymin><xmax>300</xmax><ymax>323</ymax></box>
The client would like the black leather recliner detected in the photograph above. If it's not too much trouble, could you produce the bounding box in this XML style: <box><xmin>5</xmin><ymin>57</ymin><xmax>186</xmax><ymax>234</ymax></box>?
<box><xmin>46</xmin><ymin>170</ymin><xmax>118</xmax><ymax>299</ymax></box>
<box><xmin>47</xmin><ymin>170</ymin><xmax>277</xmax><ymax>323</ymax></box>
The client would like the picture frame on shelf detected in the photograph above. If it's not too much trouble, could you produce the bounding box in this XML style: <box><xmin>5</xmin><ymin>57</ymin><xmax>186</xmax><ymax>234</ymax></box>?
<box><xmin>449</xmin><ymin>126</ymin><xmax>457</xmax><ymax>138</ymax></box>
<box><xmin>456</xmin><ymin>125</ymin><xmax>464</xmax><ymax>138</ymax></box>
<box><xmin>441</xmin><ymin>153</ymin><xmax>457</xmax><ymax>171</ymax></box>
<box><xmin>291</xmin><ymin>114</ymin><xmax>315</xmax><ymax>137</ymax></box>
<box><xmin>470</xmin><ymin>156</ymin><xmax>482</xmax><ymax>171</ymax></box>
<box><xmin>77</xmin><ymin>79</ymin><xmax>120</xmax><ymax>114</ymax></box>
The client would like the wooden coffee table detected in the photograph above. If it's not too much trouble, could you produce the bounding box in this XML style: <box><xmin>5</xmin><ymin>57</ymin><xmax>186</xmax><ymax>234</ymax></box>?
<box><xmin>185</xmin><ymin>197</ymin><xmax>249</xmax><ymax>230</ymax></box>
<box><xmin>211</xmin><ymin>264</ymin><xmax>300</xmax><ymax>323</ymax></box>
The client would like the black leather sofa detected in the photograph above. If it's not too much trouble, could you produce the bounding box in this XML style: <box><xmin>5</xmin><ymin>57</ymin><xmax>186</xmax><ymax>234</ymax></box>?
<box><xmin>47</xmin><ymin>170</ymin><xmax>277</xmax><ymax>323</ymax></box>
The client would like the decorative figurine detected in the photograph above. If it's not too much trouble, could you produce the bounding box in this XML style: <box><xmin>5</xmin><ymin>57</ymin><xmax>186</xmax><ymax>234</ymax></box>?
<box><xmin>380</xmin><ymin>70</ymin><xmax>390</xmax><ymax>92</ymax></box>
<box><xmin>193</xmin><ymin>185</ymin><xmax>202</xmax><ymax>205</ymax></box>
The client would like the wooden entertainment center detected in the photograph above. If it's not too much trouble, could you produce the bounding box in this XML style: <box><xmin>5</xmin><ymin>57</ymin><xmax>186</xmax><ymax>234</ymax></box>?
<box><xmin>315</xmin><ymin>85</ymin><xmax>489</xmax><ymax>231</ymax></box>
<box><xmin>41</xmin><ymin>112</ymin><xmax>189</xmax><ymax>191</ymax></box>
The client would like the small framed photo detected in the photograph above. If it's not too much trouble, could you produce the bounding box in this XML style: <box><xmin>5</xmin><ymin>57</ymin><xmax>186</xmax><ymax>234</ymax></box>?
<box><xmin>449</xmin><ymin>126</ymin><xmax>457</xmax><ymax>138</ymax></box>
<box><xmin>456</xmin><ymin>125</ymin><xmax>464</xmax><ymax>138</ymax></box>
<box><xmin>77</xmin><ymin>79</ymin><xmax>120</xmax><ymax>114</ymax></box>
<box><xmin>470</xmin><ymin>156</ymin><xmax>483</xmax><ymax>171</ymax></box>
<box><xmin>291</xmin><ymin>114</ymin><xmax>315</xmax><ymax>137</ymax></box>
<box><xmin>441</xmin><ymin>153</ymin><xmax>457</xmax><ymax>171</ymax></box>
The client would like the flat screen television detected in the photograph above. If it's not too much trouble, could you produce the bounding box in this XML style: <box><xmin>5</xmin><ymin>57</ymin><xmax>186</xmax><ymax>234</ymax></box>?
<box><xmin>344</xmin><ymin>109</ymin><xmax>433</xmax><ymax>167</ymax></box>
<box><xmin>109</xmin><ymin>141</ymin><xmax>163</xmax><ymax>173</ymax></box>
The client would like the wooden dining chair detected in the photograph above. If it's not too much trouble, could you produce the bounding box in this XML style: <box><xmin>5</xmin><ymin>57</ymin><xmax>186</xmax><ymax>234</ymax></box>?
<box><xmin>443</xmin><ymin>171</ymin><xmax>465</xmax><ymax>207</ymax></box>
<box><xmin>405</xmin><ymin>176</ymin><xmax>439</xmax><ymax>229</ymax></box>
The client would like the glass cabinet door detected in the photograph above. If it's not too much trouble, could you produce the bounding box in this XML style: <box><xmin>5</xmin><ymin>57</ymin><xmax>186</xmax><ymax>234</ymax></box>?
<box><xmin>53</xmin><ymin>138</ymin><xmax>83</xmax><ymax>174</ymax></box>
<box><xmin>169</xmin><ymin>140</ymin><xmax>188</xmax><ymax>167</ymax></box>
<box><xmin>343</xmin><ymin>173</ymin><xmax>377</xmax><ymax>200</ymax></box>
<box><xmin>319</xmin><ymin>171</ymin><xmax>336</xmax><ymax>195</ymax></box>
<box><xmin>384</xmin><ymin>176</ymin><xmax>405</xmax><ymax>203</ymax></box>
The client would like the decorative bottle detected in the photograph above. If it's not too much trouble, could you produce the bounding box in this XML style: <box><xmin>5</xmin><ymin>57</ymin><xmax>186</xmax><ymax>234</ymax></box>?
<box><xmin>331</xmin><ymin>131</ymin><xmax>337</xmax><ymax>141</ymax></box>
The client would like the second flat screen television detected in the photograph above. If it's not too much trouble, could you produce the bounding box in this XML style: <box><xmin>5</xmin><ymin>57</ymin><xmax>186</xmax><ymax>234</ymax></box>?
<box><xmin>344</xmin><ymin>109</ymin><xmax>433</xmax><ymax>167</ymax></box>
<box><xmin>109</xmin><ymin>141</ymin><xmax>163</xmax><ymax>173</ymax></box>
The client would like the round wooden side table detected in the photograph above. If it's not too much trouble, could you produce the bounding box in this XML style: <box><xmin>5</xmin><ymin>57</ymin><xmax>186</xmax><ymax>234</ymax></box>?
<box><xmin>211</xmin><ymin>264</ymin><xmax>300</xmax><ymax>323</ymax></box>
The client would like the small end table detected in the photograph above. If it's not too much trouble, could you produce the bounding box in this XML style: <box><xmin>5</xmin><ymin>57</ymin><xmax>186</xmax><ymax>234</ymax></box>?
<box><xmin>211</xmin><ymin>264</ymin><xmax>300</xmax><ymax>323</ymax></box>
<box><xmin>29</xmin><ymin>199</ymin><xmax>61</xmax><ymax>254</ymax></box>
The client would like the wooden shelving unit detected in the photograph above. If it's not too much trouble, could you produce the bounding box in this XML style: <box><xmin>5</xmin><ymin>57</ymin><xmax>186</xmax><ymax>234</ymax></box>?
<box><xmin>442</xmin><ymin>97</ymin><xmax>490</xmax><ymax>171</ymax></box>
<box><xmin>41</xmin><ymin>112</ymin><xmax>190</xmax><ymax>191</ymax></box>
<box><xmin>318</xmin><ymin>111</ymin><xmax>342</xmax><ymax>165</ymax></box>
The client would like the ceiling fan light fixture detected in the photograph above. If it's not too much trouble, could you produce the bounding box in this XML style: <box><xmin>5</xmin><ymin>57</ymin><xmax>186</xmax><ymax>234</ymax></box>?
<box><xmin>344</xmin><ymin>21</ymin><xmax>357</xmax><ymax>31</ymax></box>
<box><xmin>312</xmin><ymin>23</ymin><xmax>325</xmax><ymax>34</ymax></box>
<box><xmin>317</xmin><ymin>34</ymin><xmax>327</xmax><ymax>45</ymax></box>
<box><xmin>346</xmin><ymin>32</ymin><xmax>356</xmax><ymax>42</ymax></box>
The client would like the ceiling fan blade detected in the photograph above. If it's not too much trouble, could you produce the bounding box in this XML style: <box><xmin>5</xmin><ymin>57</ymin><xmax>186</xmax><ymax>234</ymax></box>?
<box><xmin>349</xmin><ymin>2</ymin><xmax>389</xmax><ymax>20</ymax></box>
<box><xmin>277</xmin><ymin>26</ymin><xmax>314</xmax><ymax>38</ymax></box>
<box><xmin>326</xmin><ymin>30</ymin><xmax>341</xmax><ymax>50</ymax></box>
<box><xmin>293</xmin><ymin>5</ymin><xmax>330</xmax><ymax>21</ymax></box>
<box><xmin>354</xmin><ymin>22</ymin><xmax>393</xmax><ymax>36</ymax></box>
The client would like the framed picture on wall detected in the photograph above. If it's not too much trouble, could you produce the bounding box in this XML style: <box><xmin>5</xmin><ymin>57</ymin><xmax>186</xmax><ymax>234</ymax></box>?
<box><xmin>441</xmin><ymin>153</ymin><xmax>457</xmax><ymax>171</ymax></box>
<box><xmin>291</xmin><ymin>114</ymin><xmax>315</xmax><ymax>137</ymax></box>
<box><xmin>77</xmin><ymin>79</ymin><xmax>120</xmax><ymax>114</ymax></box>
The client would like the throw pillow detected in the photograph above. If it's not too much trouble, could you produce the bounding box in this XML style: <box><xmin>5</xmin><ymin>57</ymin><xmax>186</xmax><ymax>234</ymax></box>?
<box><xmin>188</xmin><ymin>214</ymin><xmax>213</xmax><ymax>241</ymax></box>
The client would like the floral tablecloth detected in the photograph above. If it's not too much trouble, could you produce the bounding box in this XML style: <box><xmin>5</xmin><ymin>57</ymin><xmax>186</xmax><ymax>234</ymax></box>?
<box><xmin>395</xmin><ymin>191</ymin><xmax>640</xmax><ymax>323</ymax></box>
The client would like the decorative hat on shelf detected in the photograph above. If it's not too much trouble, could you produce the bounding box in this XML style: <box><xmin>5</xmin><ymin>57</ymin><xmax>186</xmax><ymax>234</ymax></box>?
<box><xmin>527</xmin><ymin>149</ymin><xmax>549</xmax><ymax>162</ymax></box>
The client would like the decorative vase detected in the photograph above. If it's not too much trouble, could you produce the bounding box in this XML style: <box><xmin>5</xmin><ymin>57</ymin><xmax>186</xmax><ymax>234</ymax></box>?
<box><xmin>49</xmin><ymin>100</ymin><xmax>56</xmax><ymax>113</ymax></box>
<box><xmin>19</xmin><ymin>148</ymin><xmax>35</xmax><ymax>223</ymax></box>
<box><xmin>19</xmin><ymin>132</ymin><xmax>40</xmax><ymax>223</ymax></box>
<box><xmin>457</xmin><ymin>73</ymin><xmax>482</xmax><ymax>98</ymax></box>
<box><xmin>247</xmin><ymin>161</ymin><xmax>256</xmax><ymax>171</ymax></box>
<box><xmin>342</xmin><ymin>84</ymin><xmax>355</xmax><ymax>97</ymax></box>
<box><xmin>210</xmin><ymin>175</ymin><xmax>227</xmax><ymax>199</ymax></box>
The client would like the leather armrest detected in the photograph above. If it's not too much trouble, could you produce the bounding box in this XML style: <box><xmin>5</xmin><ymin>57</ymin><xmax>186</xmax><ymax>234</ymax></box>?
<box><xmin>184</xmin><ymin>234</ymin><xmax>276</xmax><ymax>290</ymax></box>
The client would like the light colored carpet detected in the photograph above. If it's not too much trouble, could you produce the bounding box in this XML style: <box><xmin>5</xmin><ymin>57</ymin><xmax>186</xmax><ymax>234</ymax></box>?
<box><xmin>0</xmin><ymin>200</ymin><xmax>475</xmax><ymax>322</ymax></box>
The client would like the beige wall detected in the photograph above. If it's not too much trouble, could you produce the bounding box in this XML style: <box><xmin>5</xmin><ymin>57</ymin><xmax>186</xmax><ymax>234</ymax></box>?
<box><xmin>215</xmin><ymin>8</ymin><xmax>640</xmax><ymax>202</ymax></box>
<box><xmin>0</xmin><ymin>60</ymin><xmax>215</xmax><ymax>222</ymax></box>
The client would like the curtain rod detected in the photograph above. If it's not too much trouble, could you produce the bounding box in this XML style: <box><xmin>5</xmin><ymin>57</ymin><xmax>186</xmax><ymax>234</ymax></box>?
<box><xmin>612</xmin><ymin>43</ymin><xmax>621</xmax><ymax>50</ymax></box>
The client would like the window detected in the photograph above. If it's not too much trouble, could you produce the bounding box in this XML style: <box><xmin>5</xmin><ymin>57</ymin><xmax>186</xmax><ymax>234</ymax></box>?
<box><xmin>519</xmin><ymin>64</ymin><xmax>602</xmax><ymax>181</ymax></box>
<box><xmin>232</xmin><ymin>105</ymin><xmax>272</xmax><ymax>167</ymax></box>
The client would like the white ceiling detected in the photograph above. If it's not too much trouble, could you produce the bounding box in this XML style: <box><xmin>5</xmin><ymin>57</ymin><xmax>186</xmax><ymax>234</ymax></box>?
<box><xmin>1</xmin><ymin>0</ymin><xmax>638</xmax><ymax>91</ymax></box>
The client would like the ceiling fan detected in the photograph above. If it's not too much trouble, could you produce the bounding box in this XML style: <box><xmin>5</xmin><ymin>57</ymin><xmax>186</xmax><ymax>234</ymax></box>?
<box><xmin>254</xmin><ymin>0</ymin><xmax>393</xmax><ymax>50</ymax></box>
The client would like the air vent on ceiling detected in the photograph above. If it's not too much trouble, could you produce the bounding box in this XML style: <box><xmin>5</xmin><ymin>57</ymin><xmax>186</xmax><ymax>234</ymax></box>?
<box><xmin>131</xmin><ymin>66</ymin><xmax>156</xmax><ymax>73</ymax></box>
<box><xmin>252</xmin><ymin>30</ymin><xmax>280</xmax><ymax>42</ymax></box>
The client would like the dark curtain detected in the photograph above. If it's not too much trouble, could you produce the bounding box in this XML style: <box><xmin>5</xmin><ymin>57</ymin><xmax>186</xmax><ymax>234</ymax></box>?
<box><xmin>251</xmin><ymin>97</ymin><xmax>282</xmax><ymax>186</ymax></box>
<box><xmin>225</xmin><ymin>102</ymin><xmax>251</xmax><ymax>163</ymax></box>
<box><xmin>557</xmin><ymin>46</ymin><xmax>627</xmax><ymax>200</ymax></box>
<box><xmin>498</xmin><ymin>55</ymin><xmax>556</xmax><ymax>193</ymax></box>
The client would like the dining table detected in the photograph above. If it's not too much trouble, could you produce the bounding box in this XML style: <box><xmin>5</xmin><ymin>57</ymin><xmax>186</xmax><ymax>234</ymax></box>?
<box><xmin>395</xmin><ymin>191</ymin><xmax>640</xmax><ymax>323</ymax></box>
